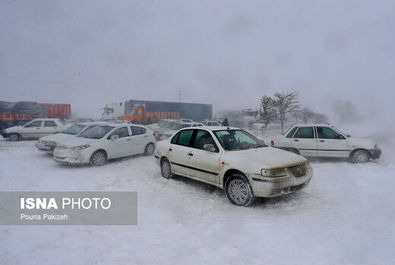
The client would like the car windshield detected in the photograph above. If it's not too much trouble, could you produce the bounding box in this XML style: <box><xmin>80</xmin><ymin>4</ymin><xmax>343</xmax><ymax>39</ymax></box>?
<box><xmin>214</xmin><ymin>129</ymin><xmax>266</xmax><ymax>151</ymax></box>
<box><xmin>63</xmin><ymin>124</ymin><xmax>86</xmax><ymax>135</ymax></box>
<box><xmin>79</xmin><ymin>125</ymin><xmax>114</xmax><ymax>139</ymax></box>
<box><xmin>159</xmin><ymin>120</ymin><xmax>174</xmax><ymax>129</ymax></box>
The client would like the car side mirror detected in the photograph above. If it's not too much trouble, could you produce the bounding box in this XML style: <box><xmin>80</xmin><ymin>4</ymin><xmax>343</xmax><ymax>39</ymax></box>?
<box><xmin>203</xmin><ymin>144</ymin><xmax>216</xmax><ymax>152</ymax></box>
<box><xmin>110</xmin><ymin>134</ymin><xmax>119</xmax><ymax>141</ymax></box>
<box><xmin>346</xmin><ymin>134</ymin><xmax>351</xmax><ymax>138</ymax></box>
<box><xmin>339</xmin><ymin>135</ymin><xmax>346</xmax><ymax>140</ymax></box>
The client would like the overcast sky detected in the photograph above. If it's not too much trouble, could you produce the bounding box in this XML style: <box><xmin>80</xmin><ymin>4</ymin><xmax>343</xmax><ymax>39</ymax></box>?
<box><xmin>0</xmin><ymin>0</ymin><xmax>394</xmax><ymax>120</ymax></box>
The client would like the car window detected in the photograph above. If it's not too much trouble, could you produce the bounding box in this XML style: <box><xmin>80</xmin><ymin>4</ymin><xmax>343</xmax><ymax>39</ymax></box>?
<box><xmin>214</xmin><ymin>130</ymin><xmax>264</xmax><ymax>151</ymax></box>
<box><xmin>286</xmin><ymin>127</ymin><xmax>298</xmax><ymax>138</ymax></box>
<box><xmin>175</xmin><ymin>129</ymin><xmax>194</xmax><ymax>146</ymax></box>
<box><xmin>317</xmin><ymin>127</ymin><xmax>343</xmax><ymax>139</ymax></box>
<box><xmin>64</xmin><ymin>124</ymin><xmax>86</xmax><ymax>135</ymax></box>
<box><xmin>44</xmin><ymin>121</ymin><xmax>57</xmax><ymax>127</ymax></box>
<box><xmin>171</xmin><ymin>132</ymin><xmax>180</xmax><ymax>144</ymax></box>
<box><xmin>24</xmin><ymin>120</ymin><xmax>42</xmax><ymax>128</ymax></box>
<box><xmin>79</xmin><ymin>125</ymin><xmax>115</xmax><ymax>139</ymax></box>
<box><xmin>293</xmin><ymin>127</ymin><xmax>314</xmax><ymax>138</ymax></box>
<box><xmin>130</xmin><ymin>126</ymin><xmax>146</xmax><ymax>135</ymax></box>
<box><xmin>111</xmin><ymin>127</ymin><xmax>129</xmax><ymax>138</ymax></box>
<box><xmin>191</xmin><ymin>130</ymin><xmax>218</xmax><ymax>151</ymax></box>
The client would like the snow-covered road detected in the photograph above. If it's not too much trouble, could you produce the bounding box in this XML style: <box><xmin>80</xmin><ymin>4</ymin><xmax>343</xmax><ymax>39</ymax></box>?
<box><xmin>1</xmin><ymin>137</ymin><xmax>394</xmax><ymax>265</ymax></box>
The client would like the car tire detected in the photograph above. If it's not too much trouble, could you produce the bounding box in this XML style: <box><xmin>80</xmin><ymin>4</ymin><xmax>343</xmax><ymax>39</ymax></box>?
<box><xmin>351</xmin><ymin>149</ymin><xmax>370</xmax><ymax>163</ymax></box>
<box><xmin>89</xmin><ymin>150</ymin><xmax>107</xmax><ymax>166</ymax></box>
<box><xmin>144</xmin><ymin>143</ymin><xmax>155</xmax><ymax>156</ymax></box>
<box><xmin>160</xmin><ymin>158</ymin><xmax>173</xmax><ymax>179</ymax></box>
<box><xmin>225</xmin><ymin>174</ymin><xmax>255</xmax><ymax>207</ymax></box>
<box><xmin>9</xmin><ymin>133</ymin><xmax>21</xmax><ymax>141</ymax></box>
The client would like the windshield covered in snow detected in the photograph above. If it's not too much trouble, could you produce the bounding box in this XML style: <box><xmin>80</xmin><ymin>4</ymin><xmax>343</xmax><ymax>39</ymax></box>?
<box><xmin>79</xmin><ymin>125</ymin><xmax>114</xmax><ymax>139</ymax></box>
<box><xmin>173</xmin><ymin>123</ymin><xmax>191</xmax><ymax>130</ymax></box>
<box><xmin>214</xmin><ymin>129</ymin><xmax>266</xmax><ymax>151</ymax></box>
<box><xmin>63</xmin><ymin>124</ymin><xmax>86</xmax><ymax>135</ymax></box>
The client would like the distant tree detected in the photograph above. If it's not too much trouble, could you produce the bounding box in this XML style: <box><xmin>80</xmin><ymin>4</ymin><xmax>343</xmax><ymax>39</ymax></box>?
<box><xmin>333</xmin><ymin>100</ymin><xmax>359</xmax><ymax>123</ymax></box>
<box><xmin>274</xmin><ymin>92</ymin><xmax>301</xmax><ymax>133</ymax></box>
<box><xmin>260</xmin><ymin>95</ymin><xmax>277</xmax><ymax>133</ymax></box>
<box><xmin>312</xmin><ymin>113</ymin><xmax>329</xmax><ymax>123</ymax></box>
<box><xmin>300</xmin><ymin>107</ymin><xmax>315</xmax><ymax>123</ymax></box>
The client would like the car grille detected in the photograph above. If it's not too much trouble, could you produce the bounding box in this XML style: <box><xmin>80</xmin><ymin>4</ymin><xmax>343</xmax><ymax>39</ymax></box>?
<box><xmin>289</xmin><ymin>163</ymin><xmax>307</xmax><ymax>178</ymax></box>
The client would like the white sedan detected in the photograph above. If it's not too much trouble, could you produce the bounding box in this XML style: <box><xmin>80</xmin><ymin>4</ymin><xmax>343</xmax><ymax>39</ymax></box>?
<box><xmin>269</xmin><ymin>124</ymin><xmax>382</xmax><ymax>163</ymax></box>
<box><xmin>53</xmin><ymin>123</ymin><xmax>156</xmax><ymax>166</ymax></box>
<box><xmin>35</xmin><ymin>122</ymin><xmax>108</xmax><ymax>154</ymax></box>
<box><xmin>2</xmin><ymin>118</ymin><xmax>68</xmax><ymax>141</ymax></box>
<box><xmin>154</xmin><ymin>126</ymin><xmax>313</xmax><ymax>206</ymax></box>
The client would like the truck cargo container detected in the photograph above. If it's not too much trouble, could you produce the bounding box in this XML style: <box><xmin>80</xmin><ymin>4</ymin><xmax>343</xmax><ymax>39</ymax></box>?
<box><xmin>123</xmin><ymin>100</ymin><xmax>212</xmax><ymax>124</ymax></box>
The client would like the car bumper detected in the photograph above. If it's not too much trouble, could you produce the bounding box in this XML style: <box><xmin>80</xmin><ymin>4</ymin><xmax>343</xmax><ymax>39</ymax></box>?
<box><xmin>35</xmin><ymin>142</ymin><xmax>53</xmax><ymax>152</ymax></box>
<box><xmin>370</xmin><ymin>148</ymin><xmax>382</xmax><ymax>160</ymax></box>
<box><xmin>248</xmin><ymin>165</ymin><xmax>313</xmax><ymax>198</ymax></box>
<box><xmin>53</xmin><ymin>148</ymin><xmax>88</xmax><ymax>165</ymax></box>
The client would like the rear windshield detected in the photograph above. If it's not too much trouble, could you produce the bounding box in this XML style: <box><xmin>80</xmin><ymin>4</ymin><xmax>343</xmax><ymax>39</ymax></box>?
<box><xmin>79</xmin><ymin>125</ymin><xmax>114</xmax><ymax>139</ymax></box>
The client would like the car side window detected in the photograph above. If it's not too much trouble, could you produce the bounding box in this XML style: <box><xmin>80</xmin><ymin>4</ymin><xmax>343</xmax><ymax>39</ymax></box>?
<box><xmin>171</xmin><ymin>132</ymin><xmax>180</xmax><ymax>144</ymax></box>
<box><xmin>286</xmin><ymin>127</ymin><xmax>298</xmax><ymax>138</ymax></box>
<box><xmin>44</xmin><ymin>121</ymin><xmax>57</xmax><ymax>127</ymax></box>
<box><xmin>25</xmin><ymin>120</ymin><xmax>42</xmax><ymax>128</ymax></box>
<box><xmin>317</xmin><ymin>127</ymin><xmax>343</xmax><ymax>139</ymax></box>
<box><xmin>191</xmin><ymin>130</ymin><xmax>218</xmax><ymax>151</ymax></box>
<box><xmin>110</xmin><ymin>127</ymin><xmax>129</xmax><ymax>138</ymax></box>
<box><xmin>293</xmin><ymin>127</ymin><xmax>314</xmax><ymax>138</ymax></box>
<box><xmin>130</xmin><ymin>126</ymin><xmax>146</xmax><ymax>136</ymax></box>
<box><xmin>175</xmin><ymin>129</ymin><xmax>194</xmax><ymax>146</ymax></box>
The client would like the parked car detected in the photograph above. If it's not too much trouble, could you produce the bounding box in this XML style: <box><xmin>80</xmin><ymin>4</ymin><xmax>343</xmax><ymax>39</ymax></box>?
<box><xmin>35</xmin><ymin>122</ymin><xmax>108</xmax><ymax>154</ymax></box>
<box><xmin>154</xmin><ymin>126</ymin><xmax>313</xmax><ymax>206</ymax></box>
<box><xmin>53</xmin><ymin>123</ymin><xmax>156</xmax><ymax>166</ymax></box>
<box><xmin>202</xmin><ymin>120</ymin><xmax>220</xmax><ymax>126</ymax></box>
<box><xmin>2</xmin><ymin>118</ymin><xmax>68</xmax><ymax>141</ymax></box>
<box><xmin>159</xmin><ymin>122</ymin><xmax>204</xmax><ymax>140</ymax></box>
<box><xmin>269</xmin><ymin>124</ymin><xmax>382</xmax><ymax>163</ymax></box>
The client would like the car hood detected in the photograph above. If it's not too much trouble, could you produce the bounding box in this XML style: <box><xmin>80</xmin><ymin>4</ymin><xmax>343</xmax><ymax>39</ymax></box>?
<box><xmin>348</xmin><ymin>137</ymin><xmax>377</xmax><ymax>149</ymax></box>
<box><xmin>5</xmin><ymin>126</ymin><xmax>23</xmax><ymax>133</ymax></box>
<box><xmin>57</xmin><ymin>136</ymin><xmax>97</xmax><ymax>148</ymax></box>
<box><xmin>222</xmin><ymin>147</ymin><xmax>307</xmax><ymax>172</ymax></box>
<box><xmin>39</xmin><ymin>133</ymin><xmax>74</xmax><ymax>142</ymax></box>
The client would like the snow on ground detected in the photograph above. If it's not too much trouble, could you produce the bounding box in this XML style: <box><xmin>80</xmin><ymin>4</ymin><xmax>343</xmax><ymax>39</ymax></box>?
<box><xmin>0</xmin><ymin>132</ymin><xmax>395</xmax><ymax>265</ymax></box>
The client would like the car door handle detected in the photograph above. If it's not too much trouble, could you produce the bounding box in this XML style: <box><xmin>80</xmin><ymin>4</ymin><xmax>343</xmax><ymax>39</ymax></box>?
<box><xmin>168</xmin><ymin>148</ymin><xmax>172</xmax><ymax>152</ymax></box>
<box><xmin>187</xmin><ymin>152</ymin><xmax>193</xmax><ymax>156</ymax></box>
<box><xmin>294</xmin><ymin>139</ymin><xmax>299</xmax><ymax>142</ymax></box>
<box><xmin>126</xmin><ymin>139</ymin><xmax>132</xmax><ymax>141</ymax></box>
<box><xmin>144</xmin><ymin>135</ymin><xmax>148</xmax><ymax>137</ymax></box>
<box><xmin>319</xmin><ymin>140</ymin><xmax>325</xmax><ymax>142</ymax></box>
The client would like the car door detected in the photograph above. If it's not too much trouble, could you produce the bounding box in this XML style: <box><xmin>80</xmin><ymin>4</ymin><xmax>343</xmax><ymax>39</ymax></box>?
<box><xmin>106</xmin><ymin>127</ymin><xmax>131</xmax><ymax>158</ymax></box>
<box><xmin>130</xmin><ymin>126</ymin><xmax>148</xmax><ymax>154</ymax></box>
<box><xmin>21</xmin><ymin>120</ymin><xmax>43</xmax><ymax>138</ymax></box>
<box><xmin>316</xmin><ymin>126</ymin><xmax>349</xmax><ymax>158</ymax></box>
<box><xmin>41</xmin><ymin>120</ymin><xmax>58</xmax><ymax>137</ymax></box>
<box><xmin>167</xmin><ymin>129</ymin><xmax>194</xmax><ymax>176</ymax></box>
<box><xmin>187</xmin><ymin>129</ymin><xmax>221</xmax><ymax>185</ymax></box>
<box><xmin>292</xmin><ymin>126</ymin><xmax>317</xmax><ymax>157</ymax></box>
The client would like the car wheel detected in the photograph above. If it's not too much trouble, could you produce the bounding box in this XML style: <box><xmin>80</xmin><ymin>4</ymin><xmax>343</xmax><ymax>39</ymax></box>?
<box><xmin>225</xmin><ymin>174</ymin><xmax>255</xmax><ymax>207</ymax></box>
<box><xmin>352</xmin><ymin>150</ymin><xmax>370</xmax><ymax>163</ymax></box>
<box><xmin>89</xmin><ymin>151</ymin><xmax>107</xmax><ymax>166</ymax></box>
<box><xmin>144</xmin><ymin>143</ymin><xmax>155</xmax><ymax>156</ymax></box>
<box><xmin>160</xmin><ymin>158</ymin><xmax>173</xmax><ymax>179</ymax></box>
<box><xmin>9</xmin><ymin>133</ymin><xmax>21</xmax><ymax>141</ymax></box>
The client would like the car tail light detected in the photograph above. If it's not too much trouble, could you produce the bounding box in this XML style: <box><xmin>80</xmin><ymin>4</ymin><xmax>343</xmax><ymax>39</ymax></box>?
<box><xmin>271</xmin><ymin>140</ymin><xmax>274</xmax><ymax>146</ymax></box>
<box><xmin>153</xmin><ymin>133</ymin><xmax>156</xmax><ymax>137</ymax></box>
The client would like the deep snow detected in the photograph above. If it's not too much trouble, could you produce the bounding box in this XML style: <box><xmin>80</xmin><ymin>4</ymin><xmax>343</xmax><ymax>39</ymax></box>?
<box><xmin>0</xmin><ymin>132</ymin><xmax>394</xmax><ymax>265</ymax></box>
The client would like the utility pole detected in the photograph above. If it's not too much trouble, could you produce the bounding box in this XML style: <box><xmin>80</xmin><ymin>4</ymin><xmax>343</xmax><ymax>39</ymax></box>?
<box><xmin>178</xmin><ymin>89</ymin><xmax>182</xmax><ymax>102</ymax></box>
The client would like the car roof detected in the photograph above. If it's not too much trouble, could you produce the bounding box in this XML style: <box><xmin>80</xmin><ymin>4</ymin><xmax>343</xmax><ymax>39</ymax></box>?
<box><xmin>179</xmin><ymin>126</ymin><xmax>239</xmax><ymax>132</ymax></box>
<box><xmin>291</xmin><ymin>123</ymin><xmax>332</xmax><ymax>127</ymax></box>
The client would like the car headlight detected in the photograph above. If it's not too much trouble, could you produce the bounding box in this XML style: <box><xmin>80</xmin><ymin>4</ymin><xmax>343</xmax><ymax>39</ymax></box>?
<box><xmin>71</xmin><ymin>144</ymin><xmax>90</xmax><ymax>151</ymax></box>
<box><xmin>261</xmin><ymin>168</ymin><xmax>287</xmax><ymax>177</ymax></box>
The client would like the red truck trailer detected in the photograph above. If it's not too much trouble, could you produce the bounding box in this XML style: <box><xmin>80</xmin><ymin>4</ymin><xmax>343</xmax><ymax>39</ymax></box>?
<box><xmin>0</xmin><ymin>101</ymin><xmax>71</xmax><ymax>132</ymax></box>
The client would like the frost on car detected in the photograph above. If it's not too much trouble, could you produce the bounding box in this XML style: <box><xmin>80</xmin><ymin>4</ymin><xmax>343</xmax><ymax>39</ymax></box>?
<box><xmin>269</xmin><ymin>124</ymin><xmax>382</xmax><ymax>163</ymax></box>
<box><xmin>154</xmin><ymin>126</ymin><xmax>313</xmax><ymax>207</ymax></box>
